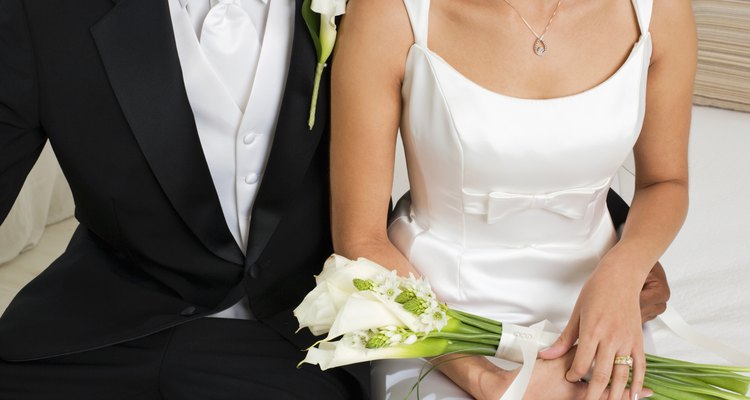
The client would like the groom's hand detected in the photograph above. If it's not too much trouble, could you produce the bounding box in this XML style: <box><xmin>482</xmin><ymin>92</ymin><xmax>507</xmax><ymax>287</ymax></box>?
<box><xmin>639</xmin><ymin>261</ymin><xmax>670</xmax><ymax>323</ymax></box>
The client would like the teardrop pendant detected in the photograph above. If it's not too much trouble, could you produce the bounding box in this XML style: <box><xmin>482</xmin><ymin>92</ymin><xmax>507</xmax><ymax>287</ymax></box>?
<box><xmin>533</xmin><ymin>39</ymin><xmax>547</xmax><ymax>56</ymax></box>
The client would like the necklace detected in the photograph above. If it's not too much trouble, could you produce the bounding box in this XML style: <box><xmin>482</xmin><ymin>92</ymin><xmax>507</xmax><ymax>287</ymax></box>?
<box><xmin>502</xmin><ymin>0</ymin><xmax>564</xmax><ymax>56</ymax></box>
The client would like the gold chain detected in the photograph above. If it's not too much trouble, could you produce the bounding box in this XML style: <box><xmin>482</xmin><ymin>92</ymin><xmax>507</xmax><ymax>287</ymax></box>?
<box><xmin>501</xmin><ymin>0</ymin><xmax>564</xmax><ymax>55</ymax></box>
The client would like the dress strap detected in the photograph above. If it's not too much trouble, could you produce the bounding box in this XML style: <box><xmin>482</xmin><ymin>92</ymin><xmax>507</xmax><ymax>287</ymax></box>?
<box><xmin>401</xmin><ymin>0</ymin><xmax>430</xmax><ymax>47</ymax></box>
<box><xmin>631</xmin><ymin>0</ymin><xmax>653</xmax><ymax>35</ymax></box>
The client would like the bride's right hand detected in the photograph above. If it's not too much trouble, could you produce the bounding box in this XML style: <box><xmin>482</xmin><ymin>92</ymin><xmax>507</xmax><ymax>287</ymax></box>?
<box><xmin>519</xmin><ymin>350</ymin><xmax>586</xmax><ymax>400</ymax></box>
<box><xmin>482</xmin><ymin>349</ymin><xmax>653</xmax><ymax>400</ymax></box>
<box><xmin>483</xmin><ymin>349</ymin><xmax>585</xmax><ymax>400</ymax></box>
<box><xmin>437</xmin><ymin>352</ymin><xmax>584</xmax><ymax>400</ymax></box>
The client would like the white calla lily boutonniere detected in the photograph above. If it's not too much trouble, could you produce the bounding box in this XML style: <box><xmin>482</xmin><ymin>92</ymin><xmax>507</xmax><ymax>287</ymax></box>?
<box><xmin>302</xmin><ymin>0</ymin><xmax>346</xmax><ymax>130</ymax></box>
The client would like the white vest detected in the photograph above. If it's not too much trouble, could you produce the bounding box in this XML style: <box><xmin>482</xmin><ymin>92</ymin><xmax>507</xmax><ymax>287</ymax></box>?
<box><xmin>167</xmin><ymin>0</ymin><xmax>295</xmax><ymax>318</ymax></box>
<box><xmin>168</xmin><ymin>0</ymin><xmax>294</xmax><ymax>251</ymax></box>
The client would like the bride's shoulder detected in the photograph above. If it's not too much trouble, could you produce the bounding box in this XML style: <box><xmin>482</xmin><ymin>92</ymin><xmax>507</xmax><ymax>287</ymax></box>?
<box><xmin>336</xmin><ymin>0</ymin><xmax>415</xmax><ymax>76</ymax></box>
<box><xmin>649</xmin><ymin>0</ymin><xmax>697</xmax><ymax>64</ymax></box>
<box><xmin>340</xmin><ymin>0</ymin><xmax>414</xmax><ymax>44</ymax></box>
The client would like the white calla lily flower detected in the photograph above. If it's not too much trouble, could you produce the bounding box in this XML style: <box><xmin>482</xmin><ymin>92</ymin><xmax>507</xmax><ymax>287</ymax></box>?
<box><xmin>294</xmin><ymin>255</ymin><xmax>390</xmax><ymax>336</ymax></box>
<box><xmin>310</xmin><ymin>0</ymin><xmax>346</xmax><ymax>18</ymax></box>
<box><xmin>324</xmin><ymin>290</ymin><xmax>422</xmax><ymax>341</ymax></box>
<box><xmin>300</xmin><ymin>334</ymin><xmax>451</xmax><ymax>371</ymax></box>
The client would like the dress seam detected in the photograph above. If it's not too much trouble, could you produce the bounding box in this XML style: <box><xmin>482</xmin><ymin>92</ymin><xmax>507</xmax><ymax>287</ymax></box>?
<box><xmin>420</xmin><ymin>47</ymin><xmax>468</xmax><ymax>297</ymax></box>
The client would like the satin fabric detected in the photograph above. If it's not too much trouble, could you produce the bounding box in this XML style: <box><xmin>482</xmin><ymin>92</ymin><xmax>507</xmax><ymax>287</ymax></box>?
<box><xmin>199</xmin><ymin>0</ymin><xmax>260</xmax><ymax>109</ymax></box>
<box><xmin>375</xmin><ymin>0</ymin><xmax>653</xmax><ymax>397</ymax></box>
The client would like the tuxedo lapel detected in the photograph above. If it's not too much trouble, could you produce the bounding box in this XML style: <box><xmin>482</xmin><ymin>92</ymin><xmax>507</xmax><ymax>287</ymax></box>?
<box><xmin>245</xmin><ymin>0</ymin><xmax>327</xmax><ymax>265</ymax></box>
<box><xmin>91</xmin><ymin>0</ymin><xmax>244</xmax><ymax>265</ymax></box>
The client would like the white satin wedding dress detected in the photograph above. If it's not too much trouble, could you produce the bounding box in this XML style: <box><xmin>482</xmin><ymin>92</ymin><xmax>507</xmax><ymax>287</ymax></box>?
<box><xmin>373</xmin><ymin>0</ymin><xmax>654</xmax><ymax>397</ymax></box>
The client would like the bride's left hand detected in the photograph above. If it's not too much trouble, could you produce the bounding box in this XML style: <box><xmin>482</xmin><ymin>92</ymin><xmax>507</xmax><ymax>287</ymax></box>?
<box><xmin>539</xmin><ymin>261</ymin><xmax>647</xmax><ymax>400</ymax></box>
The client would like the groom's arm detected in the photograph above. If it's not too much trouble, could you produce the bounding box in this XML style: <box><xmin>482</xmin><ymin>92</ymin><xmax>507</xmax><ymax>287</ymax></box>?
<box><xmin>0</xmin><ymin>0</ymin><xmax>48</xmax><ymax>225</ymax></box>
<box><xmin>608</xmin><ymin>188</ymin><xmax>670</xmax><ymax>322</ymax></box>
<box><xmin>607</xmin><ymin>188</ymin><xmax>630</xmax><ymax>230</ymax></box>
<box><xmin>640</xmin><ymin>261</ymin><xmax>670</xmax><ymax>321</ymax></box>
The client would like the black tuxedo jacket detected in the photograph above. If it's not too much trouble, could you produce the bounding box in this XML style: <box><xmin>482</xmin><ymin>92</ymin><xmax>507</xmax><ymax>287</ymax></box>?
<box><xmin>0</xmin><ymin>0</ymin><xmax>376</xmax><ymax>389</ymax></box>
<box><xmin>0</xmin><ymin>0</ymin><xmax>630</xmax><ymax>393</ymax></box>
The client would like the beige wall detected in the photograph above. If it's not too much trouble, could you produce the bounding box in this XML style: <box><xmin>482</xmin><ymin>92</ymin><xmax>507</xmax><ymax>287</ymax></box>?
<box><xmin>692</xmin><ymin>0</ymin><xmax>750</xmax><ymax>112</ymax></box>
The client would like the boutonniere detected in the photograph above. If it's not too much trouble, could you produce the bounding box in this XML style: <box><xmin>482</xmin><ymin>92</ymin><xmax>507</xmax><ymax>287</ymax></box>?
<box><xmin>302</xmin><ymin>0</ymin><xmax>346</xmax><ymax>130</ymax></box>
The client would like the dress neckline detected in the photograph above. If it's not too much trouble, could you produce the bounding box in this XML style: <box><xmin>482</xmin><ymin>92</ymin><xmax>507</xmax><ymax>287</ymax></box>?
<box><xmin>414</xmin><ymin>32</ymin><xmax>650</xmax><ymax>103</ymax></box>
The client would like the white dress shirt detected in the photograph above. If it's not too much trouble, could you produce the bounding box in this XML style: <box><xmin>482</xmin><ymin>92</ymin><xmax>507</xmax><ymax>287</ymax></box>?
<box><xmin>167</xmin><ymin>0</ymin><xmax>295</xmax><ymax>319</ymax></box>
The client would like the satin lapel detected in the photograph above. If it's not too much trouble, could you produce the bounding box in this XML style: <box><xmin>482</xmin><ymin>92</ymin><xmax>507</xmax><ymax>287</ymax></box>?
<box><xmin>91</xmin><ymin>0</ymin><xmax>244</xmax><ymax>265</ymax></box>
<box><xmin>245</xmin><ymin>0</ymin><xmax>327</xmax><ymax>265</ymax></box>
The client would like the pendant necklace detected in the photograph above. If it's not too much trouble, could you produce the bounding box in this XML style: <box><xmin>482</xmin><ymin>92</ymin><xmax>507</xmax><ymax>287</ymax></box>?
<box><xmin>501</xmin><ymin>0</ymin><xmax>564</xmax><ymax>56</ymax></box>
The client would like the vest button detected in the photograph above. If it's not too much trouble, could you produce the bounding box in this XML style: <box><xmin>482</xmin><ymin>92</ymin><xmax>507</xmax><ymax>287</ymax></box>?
<box><xmin>243</xmin><ymin>133</ymin><xmax>256</xmax><ymax>145</ymax></box>
<box><xmin>244</xmin><ymin>173</ymin><xmax>258</xmax><ymax>185</ymax></box>
<box><xmin>249</xmin><ymin>264</ymin><xmax>260</xmax><ymax>278</ymax></box>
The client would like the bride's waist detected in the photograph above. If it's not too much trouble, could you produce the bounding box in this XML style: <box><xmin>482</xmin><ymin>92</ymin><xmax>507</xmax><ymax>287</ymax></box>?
<box><xmin>388</xmin><ymin>205</ymin><xmax>615</xmax><ymax>250</ymax></box>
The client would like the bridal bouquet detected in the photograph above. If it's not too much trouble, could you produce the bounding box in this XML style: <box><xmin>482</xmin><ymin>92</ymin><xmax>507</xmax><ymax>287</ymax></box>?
<box><xmin>294</xmin><ymin>255</ymin><xmax>750</xmax><ymax>399</ymax></box>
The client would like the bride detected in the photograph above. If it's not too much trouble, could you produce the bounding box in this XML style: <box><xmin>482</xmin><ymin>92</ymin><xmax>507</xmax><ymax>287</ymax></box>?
<box><xmin>329</xmin><ymin>0</ymin><xmax>696</xmax><ymax>398</ymax></box>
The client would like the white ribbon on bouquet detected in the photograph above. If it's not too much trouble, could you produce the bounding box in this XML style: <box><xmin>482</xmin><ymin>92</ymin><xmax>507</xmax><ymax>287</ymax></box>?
<box><xmin>493</xmin><ymin>320</ymin><xmax>561</xmax><ymax>400</ymax></box>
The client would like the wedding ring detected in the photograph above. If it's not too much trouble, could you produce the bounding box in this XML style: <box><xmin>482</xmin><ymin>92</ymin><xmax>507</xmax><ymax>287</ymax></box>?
<box><xmin>614</xmin><ymin>355</ymin><xmax>634</xmax><ymax>367</ymax></box>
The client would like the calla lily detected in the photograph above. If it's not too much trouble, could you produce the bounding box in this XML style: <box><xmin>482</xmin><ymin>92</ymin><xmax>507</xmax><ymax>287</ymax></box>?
<box><xmin>310</xmin><ymin>0</ymin><xmax>346</xmax><ymax>18</ymax></box>
<box><xmin>301</xmin><ymin>335</ymin><xmax>493</xmax><ymax>371</ymax></box>
<box><xmin>311</xmin><ymin>0</ymin><xmax>345</xmax><ymax>62</ymax></box>
<box><xmin>324</xmin><ymin>290</ymin><xmax>422</xmax><ymax>341</ymax></box>
<box><xmin>294</xmin><ymin>255</ymin><xmax>389</xmax><ymax>335</ymax></box>
<box><xmin>302</xmin><ymin>0</ymin><xmax>347</xmax><ymax>129</ymax></box>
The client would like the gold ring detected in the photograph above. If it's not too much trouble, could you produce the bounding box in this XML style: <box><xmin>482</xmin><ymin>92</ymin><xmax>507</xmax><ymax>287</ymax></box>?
<box><xmin>614</xmin><ymin>355</ymin><xmax>634</xmax><ymax>367</ymax></box>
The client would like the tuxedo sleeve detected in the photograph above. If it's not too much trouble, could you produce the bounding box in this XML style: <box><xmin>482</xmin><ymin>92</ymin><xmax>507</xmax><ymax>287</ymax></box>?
<box><xmin>0</xmin><ymin>0</ymin><xmax>47</xmax><ymax>224</ymax></box>
<box><xmin>606</xmin><ymin>188</ymin><xmax>629</xmax><ymax>230</ymax></box>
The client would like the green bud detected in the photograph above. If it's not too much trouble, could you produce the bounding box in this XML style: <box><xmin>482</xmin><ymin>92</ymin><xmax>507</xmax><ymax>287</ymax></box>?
<box><xmin>353</xmin><ymin>278</ymin><xmax>374</xmax><ymax>291</ymax></box>
<box><xmin>402</xmin><ymin>298</ymin><xmax>428</xmax><ymax>316</ymax></box>
<box><xmin>365</xmin><ymin>333</ymin><xmax>389</xmax><ymax>349</ymax></box>
<box><xmin>395</xmin><ymin>290</ymin><xmax>416</xmax><ymax>304</ymax></box>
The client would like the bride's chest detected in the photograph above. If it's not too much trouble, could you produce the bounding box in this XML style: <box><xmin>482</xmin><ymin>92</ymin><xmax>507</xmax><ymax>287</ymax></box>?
<box><xmin>400</xmin><ymin>41</ymin><xmax>651</xmax><ymax>191</ymax></box>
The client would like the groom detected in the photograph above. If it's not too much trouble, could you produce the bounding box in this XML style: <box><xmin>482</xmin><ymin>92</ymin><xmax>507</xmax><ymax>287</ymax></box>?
<box><xmin>0</xmin><ymin>0</ymin><xmax>365</xmax><ymax>398</ymax></box>
<box><xmin>0</xmin><ymin>0</ymin><xmax>668</xmax><ymax>398</ymax></box>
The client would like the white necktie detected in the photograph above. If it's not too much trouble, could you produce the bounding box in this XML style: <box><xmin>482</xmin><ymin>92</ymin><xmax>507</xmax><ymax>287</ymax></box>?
<box><xmin>199</xmin><ymin>0</ymin><xmax>260</xmax><ymax>109</ymax></box>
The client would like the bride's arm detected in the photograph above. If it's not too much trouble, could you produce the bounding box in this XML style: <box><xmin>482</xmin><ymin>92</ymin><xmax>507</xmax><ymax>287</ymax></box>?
<box><xmin>329</xmin><ymin>0</ymin><xmax>416</xmax><ymax>277</ymax></box>
<box><xmin>540</xmin><ymin>2</ymin><xmax>697</xmax><ymax>399</ymax></box>
<box><xmin>330</xmin><ymin>0</ymin><xmax>518</xmax><ymax>397</ymax></box>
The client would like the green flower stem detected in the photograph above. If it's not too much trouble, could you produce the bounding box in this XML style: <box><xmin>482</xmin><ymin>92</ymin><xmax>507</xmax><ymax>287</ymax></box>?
<box><xmin>644</xmin><ymin>353</ymin><xmax>750</xmax><ymax>397</ymax></box>
<box><xmin>443</xmin><ymin>340</ymin><xmax>499</xmax><ymax>357</ymax></box>
<box><xmin>647</xmin><ymin>354</ymin><xmax>750</xmax><ymax>373</ymax></box>
<box><xmin>442</xmin><ymin>318</ymin><xmax>496</xmax><ymax>335</ymax></box>
<box><xmin>694</xmin><ymin>375</ymin><xmax>750</xmax><ymax>395</ymax></box>
<box><xmin>446</xmin><ymin>309</ymin><xmax>503</xmax><ymax>335</ymax></box>
<box><xmin>646</xmin><ymin>369</ymin><xmax>750</xmax><ymax>394</ymax></box>
<box><xmin>647</xmin><ymin>371</ymin><xmax>749</xmax><ymax>399</ymax></box>
<box><xmin>646</xmin><ymin>369</ymin><xmax>750</xmax><ymax>382</ymax></box>
<box><xmin>427</xmin><ymin>331</ymin><xmax>501</xmax><ymax>347</ymax></box>
<box><xmin>644</xmin><ymin>376</ymin><xmax>719</xmax><ymax>400</ymax></box>
<box><xmin>410</xmin><ymin>353</ymin><xmax>477</xmax><ymax>399</ymax></box>
<box><xmin>450</xmin><ymin>308</ymin><xmax>504</xmax><ymax>328</ymax></box>
<box><xmin>398</xmin><ymin>338</ymin><xmax>497</xmax><ymax>359</ymax></box>
<box><xmin>677</xmin><ymin>374</ymin><xmax>748</xmax><ymax>397</ymax></box>
<box><xmin>441</xmin><ymin>317</ymin><xmax>493</xmax><ymax>336</ymax></box>
<box><xmin>653</xmin><ymin>371</ymin><xmax>725</xmax><ymax>391</ymax></box>
<box><xmin>308</xmin><ymin>62</ymin><xmax>326</xmax><ymax>130</ymax></box>
<box><xmin>646</xmin><ymin>373</ymin><xmax>750</xmax><ymax>400</ymax></box>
